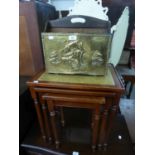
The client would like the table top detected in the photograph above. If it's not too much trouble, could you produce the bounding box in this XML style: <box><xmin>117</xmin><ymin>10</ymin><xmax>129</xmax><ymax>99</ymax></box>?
<box><xmin>27</xmin><ymin>64</ymin><xmax>124</xmax><ymax>92</ymax></box>
<box><xmin>38</xmin><ymin>69</ymin><xmax>114</xmax><ymax>86</ymax></box>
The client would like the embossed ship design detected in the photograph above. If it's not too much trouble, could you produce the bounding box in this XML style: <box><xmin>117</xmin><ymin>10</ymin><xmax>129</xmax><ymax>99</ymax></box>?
<box><xmin>48</xmin><ymin>40</ymin><xmax>104</xmax><ymax>71</ymax></box>
<box><xmin>42</xmin><ymin>33</ymin><xmax>111</xmax><ymax>75</ymax></box>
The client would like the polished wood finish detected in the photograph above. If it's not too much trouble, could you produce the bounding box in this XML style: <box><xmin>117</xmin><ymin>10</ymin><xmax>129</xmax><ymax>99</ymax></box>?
<box><xmin>19</xmin><ymin>15</ymin><xmax>34</xmax><ymax>75</ymax></box>
<box><xmin>42</xmin><ymin>93</ymin><xmax>105</xmax><ymax>150</ymax></box>
<box><xmin>103</xmin><ymin>94</ymin><xmax>121</xmax><ymax>150</ymax></box>
<box><xmin>98</xmin><ymin>98</ymin><xmax>112</xmax><ymax>149</ymax></box>
<box><xmin>47</xmin><ymin>15</ymin><xmax>110</xmax><ymax>31</ymax></box>
<box><xmin>39</xmin><ymin>93</ymin><xmax>52</xmax><ymax>143</ymax></box>
<box><xmin>27</xmin><ymin>64</ymin><xmax>124</xmax><ymax>151</ymax></box>
<box><xmin>47</xmin><ymin>100</ymin><xmax>60</xmax><ymax>149</ymax></box>
<box><xmin>29</xmin><ymin>87</ymin><xmax>46</xmax><ymax>141</ymax></box>
<box><xmin>19</xmin><ymin>1</ymin><xmax>57</xmax><ymax>76</ymax></box>
<box><xmin>19</xmin><ymin>1</ymin><xmax>44</xmax><ymax>76</ymax></box>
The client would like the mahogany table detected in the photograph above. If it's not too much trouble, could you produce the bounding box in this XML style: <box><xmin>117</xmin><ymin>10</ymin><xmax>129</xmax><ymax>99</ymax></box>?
<box><xmin>27</xmin><ymin>64</ymin><xmax>124</xmax><ymax>151</ymax></box>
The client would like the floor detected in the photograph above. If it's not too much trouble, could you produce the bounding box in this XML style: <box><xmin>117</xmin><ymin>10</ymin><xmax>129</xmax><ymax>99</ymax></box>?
<box><xmin>116</xmin><ymin>65</ymin><xmax>135</xmax><ymax>143</ymax></box>
<box><xmin>119</xmin><ymin>99</ymin><xmax>135</xmax><ymax>142</ymax></box>
<box><xmin>20</xmin><ymin>107</ymin><xmax>134</xmax><ymax>155</ymax></box>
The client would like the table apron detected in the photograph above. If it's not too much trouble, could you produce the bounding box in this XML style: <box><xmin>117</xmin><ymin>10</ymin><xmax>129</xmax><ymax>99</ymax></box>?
<box><xmin>34</xmin><ymin>87</ymin><xmax>116</xmax><ymax>98</ymax></box>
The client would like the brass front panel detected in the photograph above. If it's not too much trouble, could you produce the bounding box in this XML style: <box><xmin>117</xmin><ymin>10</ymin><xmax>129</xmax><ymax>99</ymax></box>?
<box><xmin>42</xmin><ymin>33</ymin><xmax>111</xmax><ymax>75</ymax></box>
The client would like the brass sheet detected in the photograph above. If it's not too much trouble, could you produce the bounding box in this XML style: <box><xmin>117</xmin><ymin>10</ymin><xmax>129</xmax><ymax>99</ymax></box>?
<box><xmin>38</xmin><ymin>69</ymin><xmax>114</xmax><ymax>86</ymax></box>
<box><xmin>42</xmin><ymin>33</ymin><xmax>111</xmax><ymax>75</ymax></box>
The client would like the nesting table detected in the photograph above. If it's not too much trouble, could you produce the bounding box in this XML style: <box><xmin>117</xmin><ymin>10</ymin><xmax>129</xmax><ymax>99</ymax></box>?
<box><xmin>27</xmin><ymin>64</ymin><xmax>124</xmax><ymax>151</ymax></box>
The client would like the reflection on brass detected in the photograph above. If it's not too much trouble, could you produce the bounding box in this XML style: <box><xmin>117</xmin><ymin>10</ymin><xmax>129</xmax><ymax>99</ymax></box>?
<box><xmin>49</xmin><ymin>50</ymin><xmax>61</xmax><ymax>64</ymax></box>
<box><xmin>91</xmin><ymin>50</ymin><xmax>104</xmax><ymax>66</ymax></box>
<box><xmin>54</xmin><ymin>40</ymin><xmax>86</xmax><ymax>70</ymax></box>
<box><xmin>42</xmin><ymin>33</ymin><xmax>111</xmax><ymax>75</ymax></box>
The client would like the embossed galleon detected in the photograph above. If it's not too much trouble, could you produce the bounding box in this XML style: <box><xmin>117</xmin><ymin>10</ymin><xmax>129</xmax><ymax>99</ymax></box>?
<box><xmin>42</xmin><ymin>33</ymin><xmax>111</xmax><ymax>75</ymax></box>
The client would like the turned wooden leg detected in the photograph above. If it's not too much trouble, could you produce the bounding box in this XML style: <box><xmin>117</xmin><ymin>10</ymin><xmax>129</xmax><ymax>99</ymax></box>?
<box><xmin>60</xmin><ymin>107</ymin><xmax>65</xmax><ymax>127</ymax></box>
<box><xmin>34</xmin><ymin>98</ymin><xmax>46</xmax><ymax>141</ymax></box>
<box><xmin>104</xmin><ymin>95</ymin><xmax>121</xmax><ymax>150</ymax></box>
<box><xmin>42</xmin><ymin>103</ymin><xmax>52</xmax><ymax>143</ymax></box>
<box><xmin>92</xmin><ymin>105</ymin><xmax>100</xmax><ymax>152</ymax></box>
<box><xmin>98</xmin><ymin>98</ymin><xmax>111</xmax><ymax>150</ymax></box>
<box><xmin>29</xmin><ymin>88</ymin><xmax>46</xmax><ymax>142</ymax></box>
<box><xmin>39</xmin><ymin>94</ymin><xmax>52</xmax><ymax>143</ymax></box>
<box><xmin>47</xmin><ymin>100</ymin><xmax>60</xmax><ymax>149</ymax></box>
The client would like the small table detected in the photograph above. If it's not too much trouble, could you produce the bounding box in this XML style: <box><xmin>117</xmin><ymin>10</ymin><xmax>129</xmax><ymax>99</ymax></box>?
<box><xmin>27</xmin><ymin>64</ymin><xmax>124</xmax><ymax>150</ymax></box>
<box><xmin>116</xmin><ymin>65</ymin><xmax>135</xmax><ymax>98</ymax></box>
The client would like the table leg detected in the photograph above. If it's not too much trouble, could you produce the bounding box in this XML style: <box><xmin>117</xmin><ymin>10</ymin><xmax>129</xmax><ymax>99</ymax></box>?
<box><xmin>103</xmin><ymin>94</ymin><xmax>121</xmax><ymax>150</ymax></box>
<box><xmin>98</xmin><ymin>100</ymin><xmax>110</xmax><ymax>150</ymax></box>
<box><xmin>29</xmin><ymin>87</ymin><xmax>46</xmax><ymax>142</ymax></box>
<box><xmin>47</xmin><ymin>100</ymin><xmax>60</xmax><ymax>149</ymax></box>
<box><xmin>34</xmin><ymin>98</ymin><xmax>47</xmax><ymax>141</ymax></box>
<box><xmin>92</xmin><ymin>105</ymin><xmax>100</xmax><ymax>151</ymax></box>
<box><xmin>39</xmin><ymin>94</ymin><xmax>53</xmax><ymax>143</ymax></box>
